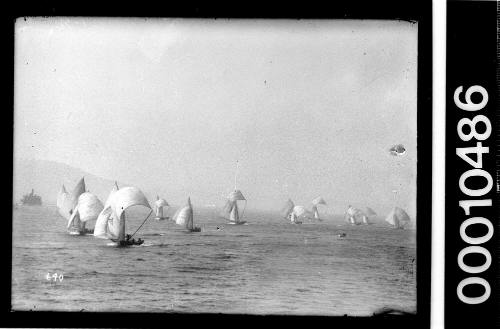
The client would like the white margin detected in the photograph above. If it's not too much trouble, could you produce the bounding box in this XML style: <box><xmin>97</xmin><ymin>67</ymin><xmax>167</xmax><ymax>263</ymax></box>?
<box><xmin>432</xmin><ymin>0</ymin><xmax>446</xmax><ymax>328</ymax></box>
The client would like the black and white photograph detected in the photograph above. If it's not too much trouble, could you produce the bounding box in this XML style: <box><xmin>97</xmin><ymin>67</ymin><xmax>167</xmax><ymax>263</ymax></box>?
<box><xmin>12</xmin><ymin>17</ymin><xmax>422</xmax><ymax>317</ymax></box>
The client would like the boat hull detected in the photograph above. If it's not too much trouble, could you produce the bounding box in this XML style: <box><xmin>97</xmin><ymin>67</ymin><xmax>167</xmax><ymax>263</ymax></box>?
<box><xmin>228</xmin><ymin>221</ymin><xmax>247</xmax><ymax>225</ymax></box>
<box><xmin>188</xmin><ymin>226</ymin><xmax>201</xmax><ymax>232</ymax></box>
<box><xmin>155</xmin><ymin>216</ymin><xmax>169</xmax><ymax>221</ymax></box>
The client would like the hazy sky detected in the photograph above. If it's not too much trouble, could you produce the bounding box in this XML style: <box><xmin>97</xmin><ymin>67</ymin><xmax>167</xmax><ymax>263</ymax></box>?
<box><xmin>14</xmin><ymin>18</ymin><xmax>417</xmax><ymax>216</ymax></box>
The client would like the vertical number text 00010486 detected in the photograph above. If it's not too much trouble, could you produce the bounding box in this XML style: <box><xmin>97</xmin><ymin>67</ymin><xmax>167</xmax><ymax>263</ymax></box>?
<box><xmin>454</xmin><ymin>85</ymin><xmax>494</xmax><ymax>305</ymax></box>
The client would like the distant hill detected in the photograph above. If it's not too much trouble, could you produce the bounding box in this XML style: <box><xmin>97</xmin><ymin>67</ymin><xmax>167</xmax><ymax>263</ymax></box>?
<box><xmin>12</xmin><ymin>158</ymin><xmax>130</xmax><ymax>206</ymax></box>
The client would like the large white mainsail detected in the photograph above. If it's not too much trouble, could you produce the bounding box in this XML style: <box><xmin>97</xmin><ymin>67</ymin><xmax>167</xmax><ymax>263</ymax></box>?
<box><xmin>155</xmin><ymin>196</ymin><xmax>169</xmax><ymax>219</ymax></box>
<box><xmin>385</xmin><ymin>207</ymin><xmax>411</xmax><ymax>229</ymax></box>
<box><xmin>58</xmin><ymin>177</ymin><xmax>86</xmax><ymax>220</ymax></box>
<box><xmin>67</xmin><ymin>192</ymin><xmax>104</xmax><ymax>234</ymax></box>
<box><xmin>222</xmin><ymin>190</ymin><xmax>247</xmax><ymax>224</ymax></box>
<box><xmin>173</xmin><ymin>197</ymin><xmax>196</xmax><ymax>230</ymax></box>
<box><xmin>281</xmin><ymin>199</ymin><xmax>295</xmax><ymax>220</ymax></box>
<box><xmin>94</xmin><ymin>186</ymin><xmax>151</xmax><ymax>243</ymax></box>
<box><xmin>94</xmin><ymin>182</ymin><xmax>120</xmax><ymax>239</ymax></box>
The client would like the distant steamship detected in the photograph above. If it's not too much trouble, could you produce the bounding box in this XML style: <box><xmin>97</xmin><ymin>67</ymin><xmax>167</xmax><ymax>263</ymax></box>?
<box><xmin>21</xmin><ymin>189</ymin><xmax>42</xmax><ymax>206</ymax></box>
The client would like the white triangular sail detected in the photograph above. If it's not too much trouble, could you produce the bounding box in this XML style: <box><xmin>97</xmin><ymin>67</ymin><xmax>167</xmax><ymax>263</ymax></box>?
<box><xmin>174</xmin><ymin>197</ymin><xmax>194</xmax><ymax>230</ymax></box>
<box><xmin>67</xmin><ymin>205</ymin><xmax>84</xmax><ymax>231</ymax></box>
<box><xmin>385</xmin><ymin>207</ymin><xmax>411</xmax><ymax>229</ymax></box>
<box><xmin>58</xmin><ymin>177</ymin><xmax>86</xmax><ymax>220</ymax></box>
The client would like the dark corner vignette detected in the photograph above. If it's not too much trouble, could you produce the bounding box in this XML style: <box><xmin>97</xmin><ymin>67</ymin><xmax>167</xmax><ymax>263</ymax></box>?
<box><xmin>446</xmin><ymin>1</ymin><xmax>499</xmax><ymax>328</ymax></box>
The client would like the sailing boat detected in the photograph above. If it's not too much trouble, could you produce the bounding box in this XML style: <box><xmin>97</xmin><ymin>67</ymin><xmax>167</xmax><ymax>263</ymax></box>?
<box><xmin>94</xmin><ymin>186</ymin><xmax>152</xmax><ymax>247</ymax></box>
<box><xmin>311</xmin><ymin>196</ymin><xmax>327</xmax><ymax>221</ymax></box>
<box><xmin>363</xmin><ymin>207</ymin><xmax>377</xmax><ymax>225</ymax></box>
<box><xmin>385</xmin><ymin>207</ymin><xmax>411</xmax><ymax>229</ymax></box>
<box><xmin>221</xmin><ymin>160</ymin><xmax>248</xmax><ymax>225</ymax></box>
<box><xmin>344</xmin><ymin>205</ymin><xmax>365</xmax><ymax>225</ymax></box>
<box><xmin>173</xmin><ymin>197</ymin><xmax>201</xmax><ymax>232</ymax></box>
<box><xmin>221</xmin><ymin>190</ymin><xmax>247</xmax><ymax>225</ymax></box>
<box><xmin>67</xmin><ymin>192</ymin><xmax>104</xmax><ymax>235</ymax></box>
<box><xmin>281</xmin><ymin>199</ymin><xmax>295</xmax><ymax>221</ymax></box>
<box><xmin>57</xmin><ymin>177</ymin><xmax>86</xmax><ymax>221</ymax></box>
<box><xmin>154</xmin><ymin>196</ymin><xmax>170</xmax><ymax>220</ymax></box>
<box><xmin>290</xmin><ymin>205</ymin><xmax>313</xmax><ymax>224</ymax></box>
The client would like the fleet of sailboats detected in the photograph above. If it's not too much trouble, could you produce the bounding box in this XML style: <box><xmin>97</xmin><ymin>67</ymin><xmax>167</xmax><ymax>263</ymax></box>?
<box><xmin>55</xmin><ymin>172</ymin><xmax>413</xmax><ymax>248</ymax></box>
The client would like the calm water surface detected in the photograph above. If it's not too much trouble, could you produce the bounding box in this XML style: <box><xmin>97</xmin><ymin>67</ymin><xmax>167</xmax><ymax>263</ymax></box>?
<box><xmin>12</xmin><ymin>205</ymin><xmax>416</xmax><ymax>315</ymax></box>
